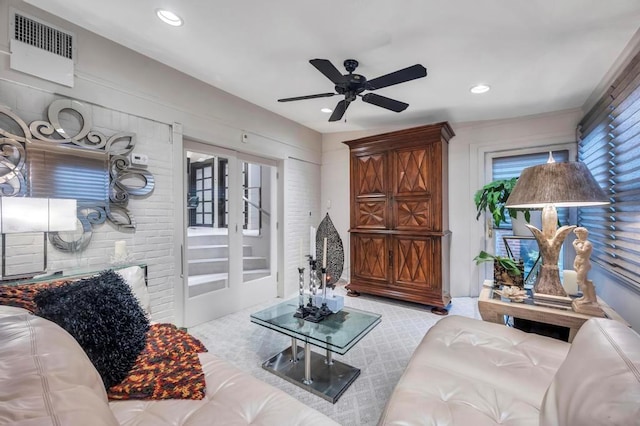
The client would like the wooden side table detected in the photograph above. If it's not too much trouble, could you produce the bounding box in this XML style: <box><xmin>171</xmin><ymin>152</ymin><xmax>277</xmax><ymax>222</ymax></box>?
<box><xmin>478</xmin><ymin>286</ymin><xmax>629</xmax><ymax>342</ymax></box>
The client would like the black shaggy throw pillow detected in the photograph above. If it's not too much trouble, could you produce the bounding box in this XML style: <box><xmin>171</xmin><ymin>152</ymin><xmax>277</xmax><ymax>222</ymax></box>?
<box><xmin>34</xmin><ymin>270</ymin><xmax>150</xmax><ymax>389</ymax></box>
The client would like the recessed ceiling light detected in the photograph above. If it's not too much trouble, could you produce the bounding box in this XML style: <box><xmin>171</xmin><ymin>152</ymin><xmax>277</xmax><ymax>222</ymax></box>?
<box><xmin>156</xmin><ymin>9</ymin><xmax>183</xmax><ymax>26</ymax></box>
<box><xmin>321</xmin><ymin>108</ymin><xmax>332</xmax><ymax>113</ymax></box>
<box><xmin>470</xmin><ymin>84</ymin><xmax>491</xmax><ymax>94</ymax></box>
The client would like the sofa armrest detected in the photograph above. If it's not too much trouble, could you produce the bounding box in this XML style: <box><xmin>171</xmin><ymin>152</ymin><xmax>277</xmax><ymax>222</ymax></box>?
<box><xmin>540</xmin><ymin>318</ymin><xmax>640</xmax><ymax>426</ymax></box>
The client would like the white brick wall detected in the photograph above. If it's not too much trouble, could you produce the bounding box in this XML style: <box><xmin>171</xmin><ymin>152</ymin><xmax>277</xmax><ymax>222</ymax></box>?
<box><xmin>0</xmin><ymin>81</ymin><xmax>176</xmax><ymax>323</ymax></box>
<box><xmin>284</xmin><ymin>157</ymin><xmax>321</xmax><ymax>297</ymax></box>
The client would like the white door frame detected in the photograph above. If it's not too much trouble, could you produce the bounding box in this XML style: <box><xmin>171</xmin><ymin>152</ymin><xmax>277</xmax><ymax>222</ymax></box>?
<box><xmin>181</xmin><ymin>140</ymin><xmax>278</xmax><ymax>327</ymax></box>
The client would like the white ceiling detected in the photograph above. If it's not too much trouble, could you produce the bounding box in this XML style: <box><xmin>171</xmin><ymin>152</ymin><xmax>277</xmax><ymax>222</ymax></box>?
<box><xmin>25</xmin><ymin>0</ymin><xmax>640</xmax><ymax>134</ymax></box>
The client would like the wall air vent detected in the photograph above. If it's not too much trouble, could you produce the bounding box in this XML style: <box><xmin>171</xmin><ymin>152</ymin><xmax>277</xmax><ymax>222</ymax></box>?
<box><xmin>9</xmin><ymin>10</ymin><xmax>75</xmax><ymax>87</ymax></box>
<box><xmin>14</xmin><ymin>13</ymin><xmax>73</xmax><ymax>59</ymax></box>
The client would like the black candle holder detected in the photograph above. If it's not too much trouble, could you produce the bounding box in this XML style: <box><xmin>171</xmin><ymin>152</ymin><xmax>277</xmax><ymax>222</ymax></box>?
<box><xmin>292</xmin><ymin>258</ymin><xmax>332</xmax><ymax>322</ymax></box>
<box><xmin>305</xmin><ymin>267</ymin><xmax>332</xmax><ymax>323</ymax></box>
<box><xmin>293</xmin><ymin>266</ymin><xmax>307</xmax><ymax>319</ymax></box>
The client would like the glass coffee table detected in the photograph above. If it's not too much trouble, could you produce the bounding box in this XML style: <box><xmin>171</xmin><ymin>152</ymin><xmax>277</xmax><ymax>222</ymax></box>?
<box><xmin>250</xmin><ymin>299</ymin><xmax>381</xmax><ymax>403</ymax></box>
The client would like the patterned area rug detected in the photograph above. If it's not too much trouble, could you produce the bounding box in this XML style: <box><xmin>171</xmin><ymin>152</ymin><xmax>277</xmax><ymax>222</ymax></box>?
<box><xmin>190</xmin><ymin>284</ymin><xmax>480</xmax><ymax>426</ymax></box>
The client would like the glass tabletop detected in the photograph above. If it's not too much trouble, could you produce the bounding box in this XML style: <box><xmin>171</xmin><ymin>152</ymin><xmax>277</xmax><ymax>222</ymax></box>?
<box><xmin>250</xmin><ymin>299</ymin><xmax>381</xmax><ymax>355</ymax></box>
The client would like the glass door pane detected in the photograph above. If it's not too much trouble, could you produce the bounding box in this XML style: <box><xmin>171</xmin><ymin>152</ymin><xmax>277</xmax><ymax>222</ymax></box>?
<box><xmin>241</xmin><ymin>160</ymin><xmax>273</xmax><ymax>283</ymax></box>
<box><xmin>186</xmin><ymin>150</ymin><xmax>230</xmax><ymax>299</ymax></box>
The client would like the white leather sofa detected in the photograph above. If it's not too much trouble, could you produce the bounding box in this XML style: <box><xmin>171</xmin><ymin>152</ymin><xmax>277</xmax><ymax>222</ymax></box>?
<box><xmin>379</xmin><ymin>315</ymin><xmax>640</xmax><ymax>426</ymax></box>
<box><xmin>0</xmin><ymin>305</ymin><xmax>337</xmax><ymax>426</ymax></box>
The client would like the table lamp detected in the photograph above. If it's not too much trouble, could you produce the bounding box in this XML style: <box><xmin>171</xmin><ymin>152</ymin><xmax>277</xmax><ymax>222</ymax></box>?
<box><xmin>1</xmin><ymin>197</ymin><xmax>77</xmax><ymax>279</ymax></box>
<box><xmin>505</xmin><ymin>155</ymin><xmax>609</xmax><ymax>308</ymax></box>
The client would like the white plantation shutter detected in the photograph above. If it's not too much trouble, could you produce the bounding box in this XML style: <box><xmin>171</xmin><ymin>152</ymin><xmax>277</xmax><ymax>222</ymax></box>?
<box><xmin>578</xmin><ymin>51</ymin><xmax>640</xmax><ymax>292</ymax></box>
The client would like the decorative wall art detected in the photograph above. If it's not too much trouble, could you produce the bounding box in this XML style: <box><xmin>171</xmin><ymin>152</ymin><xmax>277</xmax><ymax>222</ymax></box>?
<box><xmin>0</xmin><ymin>98</ymin><xmax>155</xmax><ymax>252</ymax></box>
<box><xmin>315</xmin><ymin>213</ymin><xmax>344</xmax><ymax>287</ymax></box>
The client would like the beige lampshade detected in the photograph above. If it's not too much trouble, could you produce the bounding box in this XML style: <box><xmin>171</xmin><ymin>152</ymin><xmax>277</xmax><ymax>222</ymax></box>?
<box><xmin>506</xmin><ymin>162</ymin><xmax>609</xmax><ymax>208</ymax></box>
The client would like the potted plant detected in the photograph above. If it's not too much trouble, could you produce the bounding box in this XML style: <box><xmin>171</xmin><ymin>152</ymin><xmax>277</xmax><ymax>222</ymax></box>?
<box><xmin>474</xmin><ymin>177</ymin><xmax>531</xmax><ymax>229</ymax></box>
<box><xmin>474</xmin><ymin>251</ymin><xmax>524</xmax><ymax>287</ymax></box>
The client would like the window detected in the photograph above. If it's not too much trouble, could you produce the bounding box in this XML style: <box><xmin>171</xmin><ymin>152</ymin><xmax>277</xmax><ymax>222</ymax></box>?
<box><xmin>27</xmin><ymin>144</ymin><xmax>109</xmax><ymax>201</ymax></box>
<box><xmin>578</xmin><ymin>51</ymin><xmax>640</xmax><ymax>292</ymax></box>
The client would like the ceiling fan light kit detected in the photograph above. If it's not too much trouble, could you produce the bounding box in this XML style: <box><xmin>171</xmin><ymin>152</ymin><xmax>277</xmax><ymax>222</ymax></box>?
<box><xmin>278</xmin><ymin>58</ymin><xmax>427</xmax><ymax>122</ymax></box>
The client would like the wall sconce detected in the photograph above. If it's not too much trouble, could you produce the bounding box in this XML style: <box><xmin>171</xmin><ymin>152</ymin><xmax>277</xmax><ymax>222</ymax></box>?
<box><xmin>505</xmin><ymin>155</ymin><xmax>609</xmax><ymax>308</ymax></box>
<box><xmin>1</xmin><ymin>197</ymin><xmax>77</xmax><ymax>280</ymax></box>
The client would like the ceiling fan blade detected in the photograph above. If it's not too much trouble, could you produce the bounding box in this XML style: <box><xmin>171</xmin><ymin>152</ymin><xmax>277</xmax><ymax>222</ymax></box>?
<box><xmin>329</xmin><ymin>99</ymin><xmax>350</xmax><ymax>122</ymax></box>
<box><xmin>310</xmin><ymin>59</ymin><xmax>345</xmax><ymax>84</ymax></box>
<box><xmin>278</xmin><ymin>93</ymin><xmax>336</xmax><ymax>102</ymax></box>
<box><xmin>366</xmin><ymin>64</ymin><xmax>427</xmax><ymax>90</ymax></box>
<box><xmin>362</xmin><ymin>93</ymin><xmax>409</xmax><ymax>112</ymax></box>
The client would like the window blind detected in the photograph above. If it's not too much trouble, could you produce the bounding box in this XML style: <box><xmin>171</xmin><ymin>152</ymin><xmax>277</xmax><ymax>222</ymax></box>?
<box><xmin>492</xmin><ymin>150</ymin><xmax>570</xmax><ymax>228</ymax></box>
<box><xmin>26</xmin><ymin>145</ymin><xmax>109</xmax><ymax>202</ymax></box>
<box><xmin>578</xmin><ymin>50</ymin><xmax>640</xmax><ymax>292</ymax></box>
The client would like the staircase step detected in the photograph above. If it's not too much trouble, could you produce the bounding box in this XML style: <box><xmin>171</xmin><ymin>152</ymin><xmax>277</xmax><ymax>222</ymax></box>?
<box><xmin>242</xmin><ymin>268</ymin><xmax>270</xmax><ymax>283</ymax></box>
<box><xmin>188</xmin><ymin>274</ymin><xmax>227</xmax><ymax>297</ymax></box>
<box><xmin>188</xmin><ymin>256</ymin><xmax>268</xmax><ymax>276</ymax></box>
<box><xmin>187</xmin><ymin>234</ymin><xmax>229</xmax><ymax>246</ymax></box>
<box><xmin>188</xmin><ymin>244</ymin><xmax>252</xmax><ymax>259</ymax></box>
<box><xmin>188</xmin><ymin>269</ymin><xmax>271</xmax><ymax>297</ymax></box>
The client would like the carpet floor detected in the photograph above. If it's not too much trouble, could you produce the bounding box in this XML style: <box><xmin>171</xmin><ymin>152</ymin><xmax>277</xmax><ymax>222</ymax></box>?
<box><xmin>190</xmin><ymin>284</ymin><xmax>480</xmax><ymax>426</ymax></box>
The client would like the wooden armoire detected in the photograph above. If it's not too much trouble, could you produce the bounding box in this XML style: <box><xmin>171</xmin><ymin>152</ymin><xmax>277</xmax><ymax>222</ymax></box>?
<box><xmin>344</xmin><ymin>122</ymin><xmax>454</xmax><ymax>314</ymax></box>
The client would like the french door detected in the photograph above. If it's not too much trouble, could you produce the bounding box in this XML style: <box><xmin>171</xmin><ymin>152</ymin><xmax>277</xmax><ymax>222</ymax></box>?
<box><xmin>183</xmin><ymin>141</ymin><xmax>277</xmax><ymax>327</ymax></box>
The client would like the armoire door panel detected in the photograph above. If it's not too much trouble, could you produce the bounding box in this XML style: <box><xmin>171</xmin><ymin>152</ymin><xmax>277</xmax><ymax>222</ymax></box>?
<box><xmin>354</xmin><ymin>153</ymin><xmax>386</xmax><ymax>196</ymax></box>
<box><xmin>392</xmin><ymin>237</ymin><xmax>440</xmax><ymax>292</ymax></box>
<box><xmin>351</xmin><ymin>234</ymin><xmax>388</xmax><ymax>282</ymax></box>
<box><xmin>355</xmin><ymin>199</ymin><xmax>387</xmax><ymax>229</ymax></box>
<box><xmin>394</xmin><ymin>198</ymin><xmax>434</xmax><ymax>230</ymax></box>
<box><xmin>393</xmin><ymin>145</ymin><xmax>436</xmax><ymax>197</ymax></box>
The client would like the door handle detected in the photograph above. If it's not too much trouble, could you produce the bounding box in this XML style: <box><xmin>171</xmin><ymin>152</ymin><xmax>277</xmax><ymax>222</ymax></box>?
<box><xmin>180</xmin><ymin>244</ymin><xmax>184</xmax><ymax>277</ymax></box>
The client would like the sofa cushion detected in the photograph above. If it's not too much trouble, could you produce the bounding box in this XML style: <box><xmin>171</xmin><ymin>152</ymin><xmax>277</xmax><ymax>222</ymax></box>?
<box><xmin>34</xmin><ymin>270</ymin><xmax>150</xmax><ymax>388</ymax></box>
<box><xmin>379</xmin><ymin>315</ymin><xmax>570</xmax><ymax>425</ymax></box>
<box><xmin>540</xmin><ymin>318</ymin><xmax>640</xmax><ymax>426</ymax></box>
<box><xmin>109</xmin><ymin>352</ymin><xmax>340</xmax><ymax>426</ymax></box>
<box><xmin>0</xmin><ymin>305</ymin><xmax>119</xmax><ymax>426</ymax></box>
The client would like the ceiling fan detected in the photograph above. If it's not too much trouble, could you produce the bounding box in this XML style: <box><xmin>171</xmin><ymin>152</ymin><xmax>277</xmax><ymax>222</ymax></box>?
<box><xmin>278</xmin><ymin>59</ymin><xmax>427</xmax><ymax>122</ymax></box>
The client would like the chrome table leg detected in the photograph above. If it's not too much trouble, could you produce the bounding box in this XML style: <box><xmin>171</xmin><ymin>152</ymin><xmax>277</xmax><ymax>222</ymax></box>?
<box><xmin>303</xmin><ymin>342</ymin><xmax>313</xmax><ymax>384</ymax></box>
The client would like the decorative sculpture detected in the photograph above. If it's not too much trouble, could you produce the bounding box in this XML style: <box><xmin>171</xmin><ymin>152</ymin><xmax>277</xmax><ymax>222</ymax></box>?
<box><xmin>294</xmin><ymin>214</ymin><xmax>345</xmax><ymax>322</ymax></box>
<box><xmin>315</xmin><ymin>213</ymin><xmax>344</xmax><ymax>286</ymax></box>
<box><xmin>571</xmin><ymin>227</ymin><xmax>605</xmax><ymax>316</ymax></box>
